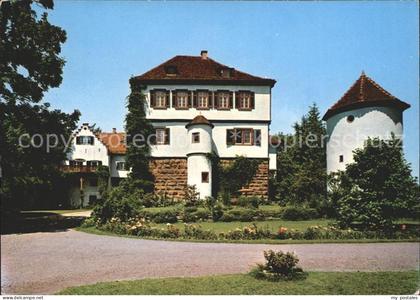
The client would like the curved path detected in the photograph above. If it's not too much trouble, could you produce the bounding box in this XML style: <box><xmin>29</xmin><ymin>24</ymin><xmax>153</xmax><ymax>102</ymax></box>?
<box><xmin>1</xmin><ymin>229</ymin><xmax>419</xmax><ymax>294</ymax></box>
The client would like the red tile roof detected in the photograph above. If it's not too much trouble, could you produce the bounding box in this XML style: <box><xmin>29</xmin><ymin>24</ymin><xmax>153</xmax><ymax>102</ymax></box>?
<box><xmin>98</xmin><ymin>132</ymin><xmax>126</xmax><ymax>155</ymax></box>
<box><xmin>323</xmin><ymin>72</ymin><xmax>410</xmax><ymax>120</ymax></box>
<box><xmin>185</xmin><ymin>115</ymin><xmax>214</xmax><ymax>129</ymax></box>
<box><xmin>133</xmin><ymin>55</ymin><xmax>276</xmax><ymax>87</ymax></box>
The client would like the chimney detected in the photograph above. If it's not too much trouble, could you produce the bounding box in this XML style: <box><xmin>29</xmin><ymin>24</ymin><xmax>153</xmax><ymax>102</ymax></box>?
<box><xmin>112</xmin><ymin>128</ymin><xmax>116</xmax><ymax>133</ymax></box>
<box><xmin>200</xmin><ymin>50</ymin><xmax>208</xmax><ymax>60</ymax></box>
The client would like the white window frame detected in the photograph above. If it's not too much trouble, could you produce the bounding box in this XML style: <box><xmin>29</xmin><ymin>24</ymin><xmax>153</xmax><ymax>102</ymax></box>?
<box><xmin>197</xmin><ymin>91</ymin><xmax>209</xmax><ymax>108</ymax></box>
<box><xmin>116</xmin><ymin>161</ymin><xmax>126</xmax><ymax>171</ymax></box>
<box><xmin>176</xmin><ymin>91</ymin><xmax>189</xmax><ymax>108</ymax></box>
<box><xmin>218</xmin><ymin>92</ymin><xmax>230</xmax><ymax>109</ymax></box>
<box><xmin>155</xmin><ymin>91</ymin><xmax>166</xmax><ymax>108</ymax></box>
<box><xmin>155</xmin><ymin>128</ymin><xmax>166</xmax><ymax>145</ymax></box>
<box><xmin>238</xmin><ymin>92</ymin><xmax>251</xmax><ymax>109</ymax></box>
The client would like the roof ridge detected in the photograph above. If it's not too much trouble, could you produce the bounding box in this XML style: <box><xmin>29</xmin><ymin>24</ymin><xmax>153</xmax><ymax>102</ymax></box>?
<box><xmin>364</xmin><ymin>74</ymin><xmax>396</xmax><ymax>99</ymax></box>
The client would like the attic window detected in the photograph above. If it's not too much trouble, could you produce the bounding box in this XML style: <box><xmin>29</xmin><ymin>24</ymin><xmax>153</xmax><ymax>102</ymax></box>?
<box><xmin>347</xmin><ymin>115</ymin><xmax>355</xmax><ymax>123</ymax></box>
<box><xmin>219</xmin><ymin>68</ymin><xmax>233</xmax><ymax>78</ymax></box>
<box><xmin>165</xmin><ymin>65</ymin><xmax>178</xmax><ymax>76</ymax></box>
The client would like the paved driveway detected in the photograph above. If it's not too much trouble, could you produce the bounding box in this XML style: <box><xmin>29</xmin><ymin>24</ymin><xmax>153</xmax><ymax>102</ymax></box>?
<box><xmin>1</xmin><ymin>229</ymin><xmax>419</xmax><ymax>294</ymax></box>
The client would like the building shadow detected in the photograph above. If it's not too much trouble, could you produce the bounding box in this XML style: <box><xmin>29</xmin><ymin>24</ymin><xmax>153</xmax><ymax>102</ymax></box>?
<box><xmin>1</xmin><ymin>211</ymin><xmax>86</xmax><ymax>235</ymax></box>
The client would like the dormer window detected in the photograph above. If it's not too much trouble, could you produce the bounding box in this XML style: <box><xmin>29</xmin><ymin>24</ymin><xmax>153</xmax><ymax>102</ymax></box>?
<box><xmin>236</xmin><ymin>91</ymin><xmax>254</xmax><ymax>110</ymax></box>
<box><xmin>219</xmin><ymin>68</ymin><xmax>233</xmax><ymax>78</ymax></box>
<box><xmin>164</xmin><ymin>65</ymin><xmax>178</xmax><ymax>76</ymax></box>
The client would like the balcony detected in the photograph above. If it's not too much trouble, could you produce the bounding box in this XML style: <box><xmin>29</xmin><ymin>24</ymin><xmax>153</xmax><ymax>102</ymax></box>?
<box><xmin>61</xmin><ymin>165</ymin><xmax>98</xmax><ymax>173</ymax></box>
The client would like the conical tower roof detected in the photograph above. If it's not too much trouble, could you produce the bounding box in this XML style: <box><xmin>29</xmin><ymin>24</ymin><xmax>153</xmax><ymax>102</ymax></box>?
<box><xmin>323</xmin><ymin>72</ymin><xmax>410</xmax><ymax>120</ymax></box>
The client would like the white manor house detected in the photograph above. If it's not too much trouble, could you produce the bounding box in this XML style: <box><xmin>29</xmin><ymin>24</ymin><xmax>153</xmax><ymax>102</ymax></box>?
<box><xmin>65</xmin><ymin>51</ymin><xmax>278</xmax><ymax>206</ymax></box>
<box><xmin>64</xmin><ymin>51</ymin><xmax>410</xmax><ymax>207</ymax></box>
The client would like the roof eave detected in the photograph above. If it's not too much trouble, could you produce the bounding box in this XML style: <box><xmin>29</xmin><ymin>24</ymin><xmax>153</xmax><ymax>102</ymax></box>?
<box><xmin>133</xmin><ymin>78</ymin><xmax>276</xmax><ymax>88</ymax></box>
<box><xmin>322</xmin><ymin>99</ymin><xmax>411</xmax><ymax>121</ymax></box>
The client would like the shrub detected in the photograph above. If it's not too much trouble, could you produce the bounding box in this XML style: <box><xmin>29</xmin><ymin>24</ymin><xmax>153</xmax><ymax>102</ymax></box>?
<box><xmin>237</xmin><ymin>196</ymin><xmax>260</xmax><ymax>208</ymax></box>
<box><xmin>212</xmin><ymin>203</ymin><xmax>224</xmax><ymax>221</ymax></box>
<box><xmin>281</xmin><ymin>206</ymin><xmax>318</xmax><ymax>220</ymax></box>
<box><xmin>183</xmin><ymin>223</ymin><xmax>218</xmax><ymax>240</ymax></box>
<box><xmin>184</xmin><ymin>185</ymin><xmax>200</xmax><ymax>207</ymax></box>
<box><xmin>183</xmin><ymin>207</ymin><xmax>211</xmax><ymax>222</ymax></box>
<box><xmin>250</xmin><ymin>250</ymin><xmax>306</xmax><ymax>281</ymax></box>
<box><xmin>143</xmin><ymin>209</ymin><xmax>179</xmax><ymax>223</ymax></box>
<box><xmin>92</xmin><ymin>192</ymin><xmax>143</xmax><ymax>224</ymax></box>
<box><xmin>219</xmin><ymin>207</ymin><xmax>262</xmax><ymax>222</ymax></box>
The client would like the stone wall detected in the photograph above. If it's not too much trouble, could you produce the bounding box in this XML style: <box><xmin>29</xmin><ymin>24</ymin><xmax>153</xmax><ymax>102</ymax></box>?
<box><xmin>149</xmin><ymin>157</ymin><xmax>269</xmax><ymax>200</ymax></box>
<box><xmin>149</xmin><ymin>158</ymin><xmax>187</xmax><ymax>200</ymax></box>
<box><xmin>220</xmin><ymin>158</ymin><xmax>269</xmax><ymax>199</ymax></box>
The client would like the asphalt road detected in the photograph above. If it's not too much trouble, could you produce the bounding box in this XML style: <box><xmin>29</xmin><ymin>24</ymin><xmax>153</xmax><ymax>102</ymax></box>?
<box><xmin>1</xmin><ymin>229</ymin><xmax>419</xmax><ymax>294</ymax></box>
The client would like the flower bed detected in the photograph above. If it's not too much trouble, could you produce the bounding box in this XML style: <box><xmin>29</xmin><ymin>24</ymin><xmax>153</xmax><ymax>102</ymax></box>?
<box><xmin>81</xmin><ymin>217</ymin><xmax>418</xmax><ymax>242</ymax></box>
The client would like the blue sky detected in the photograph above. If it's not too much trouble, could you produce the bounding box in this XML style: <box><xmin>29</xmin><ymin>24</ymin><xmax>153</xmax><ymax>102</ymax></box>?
<box><xmin>43</xmin><ymin>1</ymin><xmax>419</xmax><ymax>177</ymax></box>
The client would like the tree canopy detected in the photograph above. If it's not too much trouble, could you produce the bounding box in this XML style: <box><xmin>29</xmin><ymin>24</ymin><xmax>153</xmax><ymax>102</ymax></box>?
<box><xmin>272</xmin><ymin>104</ymin><xmax>327</xmax><ymax>210</ymax></box>
<box><xmin>1</xmin><ymin>0</ymin><xmax>80</xmax><ymax>213</ymax></box>
<box><xmin>333</xmin><ymin>136</ymin><xmax>419</xmax><ymax>229</ymax></box>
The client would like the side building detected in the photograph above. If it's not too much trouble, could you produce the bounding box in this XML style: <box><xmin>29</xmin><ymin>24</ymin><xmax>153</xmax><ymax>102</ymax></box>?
<box><xmin>63</xmin><ymin>124</ymin><xmax>127</xmax><ymax>207</ymax></box>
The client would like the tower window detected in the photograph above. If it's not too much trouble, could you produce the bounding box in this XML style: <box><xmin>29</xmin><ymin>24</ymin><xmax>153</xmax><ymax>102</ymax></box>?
<box><xmin>347</xmin><ymin>115</ymin><xmax>355</xmax><ymax>123</ymax></box>
<box><xmin>201</xmin><ymin>172</ymin><xmax>209</xmax><ymax>183</ymax></box>
<box><xmin>192</xmin><ymin>132</ymin><xmax>200</xmax><ymax>143</ymax></box>
<box><xmin>339</xmin><ymin>155</ymin><xmax>344</xmax><ymax>163</ymax></box>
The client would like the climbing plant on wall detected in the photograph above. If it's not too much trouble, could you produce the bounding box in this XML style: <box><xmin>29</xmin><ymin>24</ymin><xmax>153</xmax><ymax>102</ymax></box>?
<box><xmin>207</xmin><ymin>153</ymin><xmax>261</xmax><ymax>198</ymax></box>
<box><xmin>125</xmin><ymin>78</ymin><xmax>155</xmax><ymax>192</ymax></box>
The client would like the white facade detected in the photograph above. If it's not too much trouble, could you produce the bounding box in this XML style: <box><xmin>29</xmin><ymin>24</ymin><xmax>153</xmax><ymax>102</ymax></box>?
<box><xmin>145</xmin><ymin>85</ymin><xmax>271</xmax><ymax>122</ymax></box>
<box><xmin>326</xmin><ymin>106</ymin><xmax>404</xmax><ymax>173</ymax></box>
<box><xmin>66</xmin><ymin>125</ymin><xmax>109</xmax><ymax>165</ymax></box>
<box><xmin>145</xmin><ymin>83</ymin><xmax>275</xmax><ymax>198</ymax></box>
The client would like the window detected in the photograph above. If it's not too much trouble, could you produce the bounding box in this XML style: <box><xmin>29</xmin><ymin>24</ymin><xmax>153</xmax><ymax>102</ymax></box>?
<box><xmin>164</xmin><ymin>65</ymin><xmax>178</xmax><ymax>75</ymax></box>
<box><xmin>192</xmin><ymin>132</ymin><xmax>200</xmax><ymax>143</ymax></box>
<box><xmin>236</xmin><ymin>91</ymin><xmax>253</xmax><ymax>109</ymax></box>
<box><xmin>70</xmin><ymin>160</ymin><xmax>84</xmax><ymax>167</ymax></box>
<box><xmin>226</xmin><ymin>128</ymin><xmax>256</xmax><ymax>145</ymax></box>
<box><xmin>201</xmin><ymin>172</ymin><xmax>209</xmax><ymax>183</ymax></box>
<box><xmin>87</xmin><ymin>160</ymin><xmax>102</xmax><ymax>167</ymax></box>
<box><xmin>155</xmin><ymin>91</ymin><xmax>167</xmax><ymax>108</ymax></box>
<box><xmin>176</xmin><ymin>91</ymin><xmax>189</xmax><ymax>108</ymax></box>
<box><xmin>197</xmin><ymin>91</ymin><xmax>209</xmax><ymax>108</ymax></box>
<box><xmin>116</xmin><ymin>161</ymin><xmax>126</xmax><ymax>171</ymax></box>
<box><xmin>76</xmin><ymin>136</ymin><xmax>94</xmax><ymax>145</ymax></box>
<box><xmin>154</xmin><ymin>128</ymin><xmax>170</xmax><ymax>145</ymax></box>
<box><xmin>217</xmin><ymin>91</ymin><xmax>230</xmax><ymax>109</ymax></box>
<box><xmin>347</xmin><ymin>115</ymin><xmax>355</xmax><ymax>123</ymax></box>
<box><xmin>339</xmin><ymin>155</ymin><xmax>344</xmax><ymax>163</ymax></box>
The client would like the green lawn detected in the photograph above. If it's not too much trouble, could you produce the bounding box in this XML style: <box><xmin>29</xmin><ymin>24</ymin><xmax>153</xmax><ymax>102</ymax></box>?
<box><xmin>153</xmin><ymin>219</ymin><xmax>332</xmax><ymax>232</ymax></box>
<box><xmin>58</xmin><ymin>271</ymin><xmax>419</xmax><ymax>295</ymax></box>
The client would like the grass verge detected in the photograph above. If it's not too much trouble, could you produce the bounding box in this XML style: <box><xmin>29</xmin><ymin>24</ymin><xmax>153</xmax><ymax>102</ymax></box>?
<box><xmin>58</xmin><ymin>271</ymin><xmax>419</xmax><ymax>295</ymax></box>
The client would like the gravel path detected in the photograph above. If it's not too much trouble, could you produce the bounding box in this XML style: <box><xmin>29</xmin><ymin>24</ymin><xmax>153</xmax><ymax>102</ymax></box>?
<box><xmin>1</xmin><ymin>229</ymin><xmax>419</xmax><ymax>294</ymax></box>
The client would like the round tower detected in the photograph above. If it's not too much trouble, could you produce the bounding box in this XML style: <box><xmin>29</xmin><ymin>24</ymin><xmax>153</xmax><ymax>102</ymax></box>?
<box><xmin>323</xmin><ymin>72</ymin><xmax>410</xmax><ymax>174</ymax></box>
<box><xmin>185</xmin><ymin>115</ymin><xmax>214</xmax><ymax>198</ymax></box>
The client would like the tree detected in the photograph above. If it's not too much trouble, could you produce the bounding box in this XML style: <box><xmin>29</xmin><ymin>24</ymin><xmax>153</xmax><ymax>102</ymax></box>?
<box><xmin>334</xmin><ymin>136</ymin><xmax>419</xmax><ymax>229</ymax></box>
<box><xmin>124</xmin><ymin>78</ymin><xmax>154</xmax><ymax>192</ymax></box>
<box><xmin>273</xmin><ymin>104</ymin><xmax>327</xmax><ymax>207</ymax></box>
<box><xmin>0</xmin><ymin>0</ymin><xmax>80</xmax><ymax>214</ymax></box>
